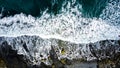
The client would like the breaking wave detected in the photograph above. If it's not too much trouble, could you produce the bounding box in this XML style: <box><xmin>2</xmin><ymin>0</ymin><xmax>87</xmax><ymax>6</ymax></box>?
<box><xmin>0</xmin><ymin>0</ymin><xmax>120</xmax><ymax>44</ymax></box>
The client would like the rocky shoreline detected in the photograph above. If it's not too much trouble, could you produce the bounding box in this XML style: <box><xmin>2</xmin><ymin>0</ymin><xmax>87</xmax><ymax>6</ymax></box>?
<box><xmin>0</xmin><ymin>36</ymin><xmax>120</xmax><ymax>68</ymax></box>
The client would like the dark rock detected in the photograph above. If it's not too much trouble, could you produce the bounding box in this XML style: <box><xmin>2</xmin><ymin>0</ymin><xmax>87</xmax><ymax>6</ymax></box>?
<box><xmin>39</xmin><ymin>62</ymin><xmax>51</xmax><ymax>68</ymax></box>
<box><xmin>49</xmin><ymin>46</ymin><xmax>65</xmax><ymax>68</ymax></box>
<box><xmin>23</xmin><ymin>43</ymin><xmax>29</xmax><ymax>52</ymax></box>
<box><xmin>118</xmin><ymin>40</ymin><xmax>120</xmax><ymax>45</ymax></box>
<box><xmin>0</xmin><ymin>58</ymin><xmax>7</xmax><ymax>68</ymax></box>
<box><xmin>0</xmin><ymin>36</ymin><xmax>120</xmax><ymax>68</ymax></box>
<box><xmin>0</xmin><ymin>41</ymin><xmax>28</xmax><ymax>68</ymax></box>
<box><xmin>0</xmin><ymin>37</ymin><xmax>3</xmax><ymax>41</ymax></box>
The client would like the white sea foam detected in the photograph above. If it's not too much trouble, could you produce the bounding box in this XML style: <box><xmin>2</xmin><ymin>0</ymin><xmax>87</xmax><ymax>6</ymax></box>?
<box><xmin>0</xmin><ymin>1</ymin><xmax>120</xmax><ymax>65</ymax></box>
<box><xmin>0</xmin><ymin>1</ymin><xmax>120</xmax><ymax>44</ymax></box>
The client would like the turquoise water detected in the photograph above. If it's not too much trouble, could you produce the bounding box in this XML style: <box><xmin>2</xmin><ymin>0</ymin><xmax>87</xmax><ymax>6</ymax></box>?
<box><xmin>79</xmin><ymin>0</ymin><xmax>108</xmax><ymax>17</ymax></box>
<box><xmin>0</xmin><ymin>0</ymin><xmax>109</xmax><ymax>18</ymax></box>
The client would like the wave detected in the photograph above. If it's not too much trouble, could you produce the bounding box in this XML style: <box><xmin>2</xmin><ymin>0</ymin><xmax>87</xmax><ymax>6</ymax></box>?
<box><xmin>0</xmin><ymin>0</ymin><xmax>120</xmax><ymax>66</ymax></box>
<box><xmin>0</xmin><ymin>0</ymin><xmax>120</xmax><ymax>44</ymax></box>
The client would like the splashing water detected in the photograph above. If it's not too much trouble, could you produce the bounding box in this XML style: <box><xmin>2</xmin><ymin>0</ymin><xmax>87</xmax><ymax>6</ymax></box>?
<box><xmin>0</xmin><ymin>0</ymin><xmax>120</xmax><ymax>65</ymax></box>
<box><xmin>0</xmin><ymin>1</ymin><xmax>120</xmax><ymax>44</ymax></box>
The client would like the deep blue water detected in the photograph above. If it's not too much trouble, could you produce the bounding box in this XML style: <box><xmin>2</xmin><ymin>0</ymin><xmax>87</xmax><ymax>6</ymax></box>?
<box><xmin>0</xmin><ymin>0</ymin><xmax>109</xmax><ymax>18</ymax></box>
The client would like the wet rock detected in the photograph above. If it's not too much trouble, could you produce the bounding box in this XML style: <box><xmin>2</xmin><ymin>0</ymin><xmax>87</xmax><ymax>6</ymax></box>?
<box><xmin>0</xmin><ymin>36</ymin><xmax>120</xmax><ymax>68</ymax></box>
<box><xmin>0</xmin><ymin>58</ymin><xmax>7</xmax><ymax>68</ymax></box>
<box><xmin>0</xmin><ymin>41</ymin><xmax>28</xmax><ymax>68</ymax></box>
<box><xmin>39</xmin><ymin>62</ymin><xmax>51</xmax><ymax>68</ymax></box>
<box><xmin>23</xmin><ymin>43</ymin><xmax>29</xmax><ymax>52</ymax></box>
<box><xmin>49</xmin><ymin>46</ymin><xmax>65</xmax><ymax>68</ymax></box>
<box><xmin>89</xmin><ymin>40</ymin><xmax>120</xmax><ymax>68</ymax></box>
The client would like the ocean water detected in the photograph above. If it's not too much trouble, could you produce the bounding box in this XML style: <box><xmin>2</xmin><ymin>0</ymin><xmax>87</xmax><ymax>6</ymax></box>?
<box><xmin>0</xmin><ymin>0</ymin><xmax>120</xmax><ymax>43</ymax></box>
<box><xmin>0</xmin><ymin>0</ymin><xmax>120</xmax><ymax>66</ymax></box>
<box><xmin>0</xmin><ymin>0</ymin><xmax>108</xmax><ymax>17</ymax></box>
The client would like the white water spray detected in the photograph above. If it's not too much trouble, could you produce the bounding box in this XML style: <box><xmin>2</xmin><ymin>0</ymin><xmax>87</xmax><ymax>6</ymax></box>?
<box><xmin>0</xmin><ymin>1</ymin><xmax>120</xmax><ymax>65</ymax></box>
<box><xmin>0</xmin><ymin>1</ymin><xmax>120</xmax><ymax>44</ymax></box>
